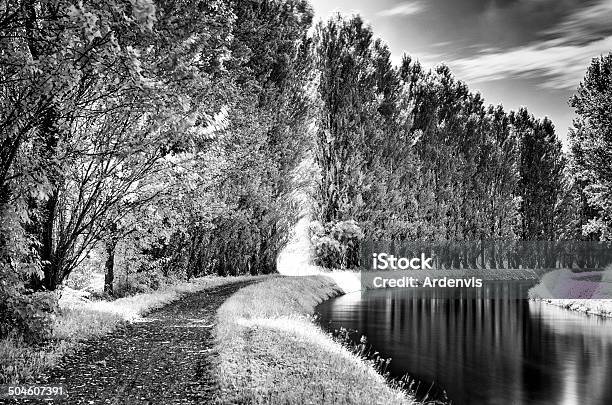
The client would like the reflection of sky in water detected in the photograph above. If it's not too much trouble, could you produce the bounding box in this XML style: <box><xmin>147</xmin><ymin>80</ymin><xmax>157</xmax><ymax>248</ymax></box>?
<box><xmin>529</xmin><ymin>301</ymin><xmax>611</xmax><ymax>405</ymax></box>
<box><xmin>317</xmin><ymin>284</ymin><xmax>612</xmax><ymax>404</ymax></box>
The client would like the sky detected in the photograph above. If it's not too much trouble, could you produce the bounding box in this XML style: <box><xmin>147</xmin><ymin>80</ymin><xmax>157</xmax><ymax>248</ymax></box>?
<box><xmin>309</xmin><ymin>0</ymin><xmax>612</xmax><ymax>145</ymax></box>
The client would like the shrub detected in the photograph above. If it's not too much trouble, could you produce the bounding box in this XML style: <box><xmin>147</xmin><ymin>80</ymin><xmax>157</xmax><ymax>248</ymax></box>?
<box><xmin>0</xmin><ymin>280</ymin><xmax>57</xmax><ymax>344</ymax></box>
<box><xmin>310</xmin><ymin>220</ymin><xmax>364</xmax><ymax>269</ymax></box>
<box><xmin>113</xmin><ymin>269</ymin><xmax>166</xmax><ymax>298</ymax></box>
<box><xmin>0</xmin><ymin>221</ymin><xmax>56</xmax><ymax>344</ymax></box>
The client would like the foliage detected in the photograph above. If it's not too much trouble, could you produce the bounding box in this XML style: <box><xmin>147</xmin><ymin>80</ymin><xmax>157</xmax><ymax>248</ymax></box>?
<box><xmin>0</xmin><ymin>288</ymin><xmax>57</xmax><ymax>343</ymax></box>
<box><xmin>0</xmin><ymin>207</ymin><xmax>55</xmax><ymax>341</ymax></box>
<box><xmin>512</xmin><ymin>109</ymin><xmax>565</xmax><ymax>240</ymax></box>
<box><xmin>137</xmin><ymin>0</ymin><xmax>315</xmax><ymax>278</ymax></box>
<box><xmin>1</xmin><ymin>0</ymin><xmax>313</xmax><ymax>341</ymax></box>
<box><xmin>311</xmin><ymin>14</ymin><xmax>565</xmax><ymax>254</ymax></box>
<box><xmin>2</xmin><ymin>2</ymin><xmax>607</xmax><ymax>346</ymax></box>
<box><xmin>309</xmin><ymin>220</ymin><xmax>364</xmax><ymax>269</ymax></box>
<box><xmin>568</xmin><ymin>53</ymin><xmax>612</xmax><ymax>240</ymax></box>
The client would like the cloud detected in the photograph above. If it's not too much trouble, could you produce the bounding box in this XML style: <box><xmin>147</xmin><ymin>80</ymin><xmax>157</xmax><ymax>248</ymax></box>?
<box><xmin>377</xmin><ymin>1</ymin><xmax>424</xmax><ymax>17</ymax></box>
<box><xmin>544</xmin><ymin>0</ymin><xmax>612</xmax><ymax>45</ymax></box>
<box><xmin>449</xmin><ymin>36</ymin><xmax>612</xmax><ymax>90</ymax></box>
<box><xmin>448</xmin><ymin>1</ymin><xmax>612</xmax><ymax>89</ymax></box>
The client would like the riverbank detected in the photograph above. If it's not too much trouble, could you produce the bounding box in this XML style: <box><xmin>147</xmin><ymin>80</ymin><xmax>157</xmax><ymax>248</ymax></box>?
<box><xmin>0</xmin><ymin>275</ymin><xmax>260</xmax><ymax>384</ymax></box>
<box><xmin>214</xmin><ymin>275</ymin><xmax>415</xmax><ymax>404</ymax></box>
<box><xmin>529</xmin><ymin>268</ymin><xmax>612</xmax><ymax>318</ymax></box>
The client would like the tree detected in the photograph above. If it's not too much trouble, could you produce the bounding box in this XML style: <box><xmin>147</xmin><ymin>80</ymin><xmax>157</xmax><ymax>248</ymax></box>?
<box><xmin>1</xmin><ymin>0</ymin><xmax>155</xmax><ymax>286</ymax></box>
<box><xmin>568</xmin><ymin>53</ymin><xmax>612</xmax><ymax>240</ymax></box>
<box><xmin>313</xmin><ymin>15</ymin><xmax>379</xmax><ymax>224</ymax></box>
<box><xmin>512</xmin><ymin>108</ymin><xmax>565</xmax><ymax>240</ymax></box>
<box><xmin>21</xmin><ymin>0</ymin><xmax>235</xmax><ymax>291</ymax></box>
<box><xmin>137</xmin><ymin>0</ymin><xmax>315</xmax><ymax>277</ymax></box>
<box><xmin>0</xmin><ymin>0</ymin><xmax>161</xmax><ymax>337</ymax></box>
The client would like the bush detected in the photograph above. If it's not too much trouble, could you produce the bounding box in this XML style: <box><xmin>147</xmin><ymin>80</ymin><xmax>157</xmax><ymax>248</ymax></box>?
<box><xmin>310</xmin><ymin>220</ymin><xmax>364</xmax><ymax>269</ymax></box>
<box><xmin>0</xmin><ymin>283</ymin><xmax>57</xmax><ymax>344</ymax></box>
<box><xmin>113</xmin><ymin>269</ymin><xmax>166</xmax><ymax>298</ymax></box>
<box><xmin>0</xmin><ymin>222</ymin><xmax>57</xmax><ymax>344</ymax></box>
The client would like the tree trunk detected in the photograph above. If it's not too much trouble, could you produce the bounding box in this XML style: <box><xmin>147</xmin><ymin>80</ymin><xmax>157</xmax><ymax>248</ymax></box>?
<box><xmin>104</xmin><ymin>240</ymin><xmax>117</xmax><ymax>295</ymax></box>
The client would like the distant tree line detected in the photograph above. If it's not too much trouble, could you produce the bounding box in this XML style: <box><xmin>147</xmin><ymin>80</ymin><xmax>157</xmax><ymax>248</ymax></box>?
<box><xmin>360</xmin><ymin>241</ymin><xmax>612</xmax><ymax>271</ymax></box>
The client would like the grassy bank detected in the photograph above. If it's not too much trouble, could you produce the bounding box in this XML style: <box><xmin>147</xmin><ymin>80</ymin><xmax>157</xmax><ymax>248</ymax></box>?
<box><xmin>0</xmin><ymin>275</ymin><xmax>260</xmax><ymax>384</ymax></box>
<box><xmin>529</xmin><ymin>268</ymin><xmax>612</xmax><ymax>318</ymax></box>
<box><xmin>214</xmin><ymin>276</ymin><xmax>415</xmax><ymax>404</ymax></box>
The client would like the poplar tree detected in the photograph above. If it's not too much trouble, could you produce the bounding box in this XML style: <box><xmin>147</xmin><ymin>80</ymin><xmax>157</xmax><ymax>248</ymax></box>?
<box><xmin>568</xmin><ymin>54</ymin><xmax>612</xmax><ymax>240</ymax></box>
<box><xmin>313</xmin><ymin>15</ymin><xmax>379</xmax><ymax>223</ymax></box>
<box><xmin>512</xmin><ymin>109</ymin><xmax>565</xmax><ymax>240</ymax></box>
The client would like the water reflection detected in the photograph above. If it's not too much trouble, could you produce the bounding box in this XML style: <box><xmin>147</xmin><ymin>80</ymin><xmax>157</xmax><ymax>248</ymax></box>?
<box><xmin>316</xmin><ymin>282</ymin><xmax>612</xmax><ymax>405</ymax></box>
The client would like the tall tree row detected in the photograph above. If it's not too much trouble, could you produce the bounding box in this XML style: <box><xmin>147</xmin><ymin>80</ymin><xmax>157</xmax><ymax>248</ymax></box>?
<box><xmin>311</xmin><ymin>15</ymin><xmax>566</xmax><ymax>268</ymax></box>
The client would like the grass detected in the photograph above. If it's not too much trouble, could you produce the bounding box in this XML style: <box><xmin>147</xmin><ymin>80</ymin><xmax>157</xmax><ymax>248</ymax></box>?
<box><xmin>0</xmin><ymin>275</ymin><xmax>260</xmax><ymax>384</ymax></box>
<box><xmin>214</xmin><ymin>275</ymin><xmax>416</xmax><ymax>404</ymax></box>
<box><xmin>529</xmin><ymin>267</ymin><xmax>612</xmax><ymax>318</ymax></box>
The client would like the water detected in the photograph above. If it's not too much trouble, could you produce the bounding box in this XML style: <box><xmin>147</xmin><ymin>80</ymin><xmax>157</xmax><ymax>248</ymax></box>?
<box><xmin>315</xmin><ymin>281</ymin><xmax>612</xmax><ymax>405</ymax></box>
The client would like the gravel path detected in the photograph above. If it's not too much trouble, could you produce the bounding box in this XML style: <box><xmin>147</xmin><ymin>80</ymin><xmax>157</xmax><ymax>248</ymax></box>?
<box><xmin>10</xmin><ymin>280</ymin><xmax>255</xmax><ymax>405</ymax></box>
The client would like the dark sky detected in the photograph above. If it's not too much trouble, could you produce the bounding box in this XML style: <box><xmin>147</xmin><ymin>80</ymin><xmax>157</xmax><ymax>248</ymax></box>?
<box><xmin>310</xmin><ymin>0</ymin><xmax>612</xmax><ymax>144</ymax></box>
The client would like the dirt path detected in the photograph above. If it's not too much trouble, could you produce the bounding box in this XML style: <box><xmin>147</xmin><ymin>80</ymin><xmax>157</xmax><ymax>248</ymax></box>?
<box><xmin>15</xmin><ymin>280</ymin><xmax>255</xmax><ymax>404</ymax></box>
